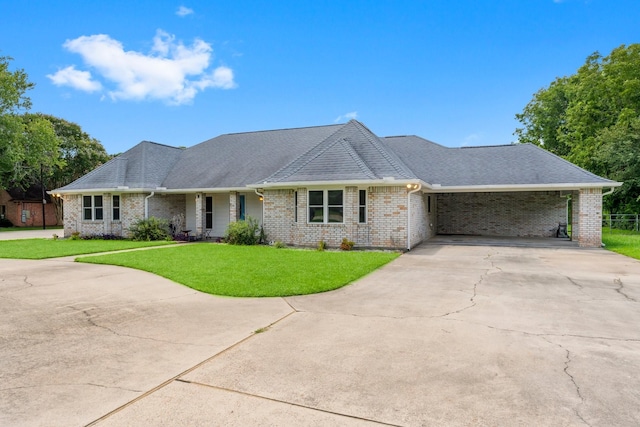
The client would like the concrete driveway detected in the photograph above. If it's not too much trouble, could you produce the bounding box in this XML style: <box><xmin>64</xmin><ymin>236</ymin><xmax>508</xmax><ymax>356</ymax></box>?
<box><xmin>1</xmin><ymin>243</ymin><xmax>640</xmax><ymax>426</ymax></box>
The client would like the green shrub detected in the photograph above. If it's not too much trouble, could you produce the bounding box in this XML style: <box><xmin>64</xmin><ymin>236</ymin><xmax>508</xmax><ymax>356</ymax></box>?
<box><xmin>128</xmin><ymin>217</ymin><xmax>170</xmax><ymax>241</ymax></box>
<box><xmin>70</xmin><ymin>231</ymin><xmax>81</xmax><ymax>240</ymax></box>
<box><xmin>273</xmin><ymin>240</ymin><xmax>286</xmax><ymax>249</ymax></box>
<box><xmin>317</xmin><ymin>240</ymin><xmax>326</xmax><ymax>251</ymax></box>
<box><xmin>225</xmin><ymin>216</ymin><xmax>260</xmax><ymax>245</ymax></box>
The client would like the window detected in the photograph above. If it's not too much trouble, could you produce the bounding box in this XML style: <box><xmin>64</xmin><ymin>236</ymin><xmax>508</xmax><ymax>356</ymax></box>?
<box><xmin>0</xmin><ymin>204</ymin><xmax>5</xmax><ymax>219</ymax></box>
<box><xmin>358</xmin><ymin>190</ymin><xmax>367</xmax><ymax>223</ymax></box>
<box><xmin>83</xmin><ymin>195</ymin><xmax>103</xmax><ymax>221</ymax></box>
<box><xmin>112</xmin><ymin>195</ymin><xmax>120</xmax><ymax>221</ymax></box>
<box><xmin>308</xmin><ymin>190</ymin><xmax>343</xmax><ymax>223</ymax></box>
<box><xmin>427</xmin><ymin>195</ymin><xmax>431</xmax><ymax>214</ymax></box>
<box><xmin>294</xmin><ymin>191</ymin><xmax>298</xmax><ymax>222</ymax></box>
<box><xmin>205</xmin><ymin>196</ymin><xmax>213</xmax><ymax>229</ymax></box>
<box><xmin>238</xmin><ymin>195</ymin><xmax>246</xmax><ymax>220</ymax></box>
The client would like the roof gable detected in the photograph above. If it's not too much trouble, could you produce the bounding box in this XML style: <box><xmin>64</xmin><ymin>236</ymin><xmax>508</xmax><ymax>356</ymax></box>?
<box><xmin>57</xmin><ymin>141</ymin><xmax>183</xmax><ymax>191</ymax></box>
<box><xmin>263</xmin><ymin>120</ymin><xmax>415</xmax><ymax>184</ymax></box>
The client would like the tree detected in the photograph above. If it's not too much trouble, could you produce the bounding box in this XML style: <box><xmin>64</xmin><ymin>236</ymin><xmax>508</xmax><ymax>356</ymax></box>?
<box><xmin>515</xmin><ymin>44</ymin><xmax>640</xmax><ymax>213</ymax></box>
<box><xmin>22</xmin><ymin>114</ymin><xmax>111</xmax><ymax>222</ymax></box>
<box><xmin>0</xmin><ymin>56</ymin><xmax>60</xmax><ymax>189</ymax></box>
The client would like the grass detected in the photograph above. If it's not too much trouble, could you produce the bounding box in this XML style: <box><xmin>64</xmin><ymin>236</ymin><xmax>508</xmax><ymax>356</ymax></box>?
<box><xmin>78</xmin><ymin>244</ymin><xmax>400</xmax><ymax>297</ymax></box>
<box><xmin>602</xmin><ymin>228</ymin><xmax>640</xmax><ymax>260</ymax></box>
<box><xmin>0</xmin><ymin>226</ymin><xmax>63</xmax><ymax>232</ymax></box>
<box><xmin>0</xmin><ymin>238</ymin><xmax>175</xmax><ymax>259</ymax></box>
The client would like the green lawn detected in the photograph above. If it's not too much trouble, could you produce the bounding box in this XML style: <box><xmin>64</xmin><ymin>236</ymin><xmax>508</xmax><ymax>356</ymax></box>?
<box><xmin>0</xmin><ymin>238</ymin><xmax>175</xmax><ymax>259</ymax></box>
<box><xmin>78</xmin><ymin>244</ymin><xmax>400</xmax><ymax>297</ymax></box>
<box><xmin>602</xmin><ymin>229</ymin><xmax>640</xmax><ymax>260</ymax></box>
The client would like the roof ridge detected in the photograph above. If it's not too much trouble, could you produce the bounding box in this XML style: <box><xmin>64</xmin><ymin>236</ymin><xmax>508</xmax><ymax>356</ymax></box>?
<box><xmin>261</xmin><ymin>122</ymin><xmax>350</xmax><ymax>182</ymax></box>
<box><xmin>223</xmin><ymin>122</ymin><xmax>343</xmax><ymax>137</ymax></box>
<box><xmin>350</xmin><ymin>121</ymin><xmax>416</xmax><ymax>179</ymax></box>
<box><xmin>339</xmin><ymin>139</ymin><xmax>377</xmax><ymax>179</ymax></box>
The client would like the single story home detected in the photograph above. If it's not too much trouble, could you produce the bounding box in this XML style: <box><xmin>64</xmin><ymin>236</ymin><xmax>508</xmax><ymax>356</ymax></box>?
<box><xmin>52</xmin><ymin>120</ymin><xmax>620</xmax><ymax>248</ymax></box>
<box><xmin>0</xmin><ymin>185</ymin><xmax>60</xmax><ymax>228</ymax></box>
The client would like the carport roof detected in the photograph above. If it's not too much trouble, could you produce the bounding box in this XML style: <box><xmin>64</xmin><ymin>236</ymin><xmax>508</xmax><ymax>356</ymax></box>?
<box><xmin>383</xmin><ymin>135</ymin><xmax>618</xmax><ymax>189</ymax></box>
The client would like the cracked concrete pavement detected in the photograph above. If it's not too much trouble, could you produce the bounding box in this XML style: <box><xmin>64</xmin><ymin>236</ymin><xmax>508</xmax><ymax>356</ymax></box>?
<box><xmin>1</xmin><ymin>241</ymin><xmax>640</xmax><ymax>426</ymax></box>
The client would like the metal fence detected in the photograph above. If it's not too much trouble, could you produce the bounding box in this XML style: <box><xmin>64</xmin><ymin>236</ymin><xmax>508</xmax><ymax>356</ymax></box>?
<box><xmin>602</xmin><ymin>214</ymin><xmax>640</xmax><ymax>232</ymax></box>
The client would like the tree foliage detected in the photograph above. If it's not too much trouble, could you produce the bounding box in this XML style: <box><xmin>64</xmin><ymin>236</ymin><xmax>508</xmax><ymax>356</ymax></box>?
<box><xmin>515</xmin><ymin>44</ymin><xmax>640</xmax><ymax>213</ymax></box>
<box><xmin>0</xmin><ymin>56</ymin><xmax>60</xmax><ymax>189</ymax></box>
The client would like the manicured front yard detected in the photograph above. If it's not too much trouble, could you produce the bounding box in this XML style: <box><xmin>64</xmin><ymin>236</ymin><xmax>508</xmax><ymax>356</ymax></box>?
<box><xmin>0</xmin><ymin>239</ymin><xmax>175</xmax><ymax>259</ymax></box>
<box><xmin>602</xmin><ymin>229</ymin><xmax>640</xmax><ymax>259</ymax></box>
<box><xmin>78</xmin><ymin>244</ymin><xmax>400</xmax><ymax>297</ymax></box>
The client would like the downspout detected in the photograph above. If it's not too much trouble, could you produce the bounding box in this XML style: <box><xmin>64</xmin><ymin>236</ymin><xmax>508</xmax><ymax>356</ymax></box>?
<box><xmin>144</xmin><ymin>191</ymin><xmax>155</xmax><ymax>219</ymax></box>
<box><xmin>406</xmin><ymin>183</ymin><xmax>422</xmax><ymax>251</ymax></box>
<box><xmin>254</xmin><ymin>188</ymin><xmax>265</xmax><ymax>226</ymax></box>
<box><xmin>602</xmin><ymin>187</ymin><xmax>615</xmax><ymax>196</ymax></box>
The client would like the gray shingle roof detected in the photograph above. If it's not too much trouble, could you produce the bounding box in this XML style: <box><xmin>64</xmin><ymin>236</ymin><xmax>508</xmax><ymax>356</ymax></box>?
<box><xmin>57</xmin><ymin>141</ymin><xmax>183</xmax><ymax>191</ymax></box>
<box><xmin>264</xmin><ymin>120</ymin><xmax>415</xmax><ymax>183</ymax></box>
<box><xmin>54</xmin><ymin>121</ymin><xmax>617</xmax><ymax>193</ymax></box>
<box><xmin>162</xmin><ymin>123</ymin><xmax>344</xmax><ymax>188</ymax></box>
<box><xmin>383</xmin><ymin>135</ymin><xmax>616</xmax><ymax>186</ymax></box>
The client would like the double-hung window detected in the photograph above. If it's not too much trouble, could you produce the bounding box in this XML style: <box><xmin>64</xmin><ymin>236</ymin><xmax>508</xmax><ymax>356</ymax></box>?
<box><xmin>358</xmin><ymin>190</ymin><xmax>367</xmax><ymax>223</ymax></box>
<box><xmin>83</xmin><ymin>195</ymin><xmax>103</xmax><ymax>221</ymax></box>
<box><xmin>112</xmin><ymin>195</ymin><xmax>120</xmax><ymax>221</ymax></box>
<box><xmin>308</xmin><ymin>190</ymin><xmax>343</xmax><ymax>223</ymax></box>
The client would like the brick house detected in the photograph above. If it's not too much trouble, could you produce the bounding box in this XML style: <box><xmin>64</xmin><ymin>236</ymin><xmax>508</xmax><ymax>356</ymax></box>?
<box><xmin>0</xmin><ymin>186</ymin><xmax>60</xmax><ymax>228</ymax></box>
<box><xmin>51</xmin><ymin>120</ymin><xmax>620</xmax><ymax>248</ymax></box>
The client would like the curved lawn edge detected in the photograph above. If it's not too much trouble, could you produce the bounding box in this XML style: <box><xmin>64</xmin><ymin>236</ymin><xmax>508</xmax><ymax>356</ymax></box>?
<box><xmin>0</xmin><ymin>238</ymin><xmax>176</xmax><ymax>259</ymax></box>
<box><xmin>77</xmin><ymin>244</ymin><xmax>400</xmax><ymax>297</ymax></box>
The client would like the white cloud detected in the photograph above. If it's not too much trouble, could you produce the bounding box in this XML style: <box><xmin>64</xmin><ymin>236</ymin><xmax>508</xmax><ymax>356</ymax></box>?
<box><xmin>176</xmin><ymin>6</ymin><xmax>194</xmax><ymax>17</ymax></box>
<box><xmin>334</xmin><ymin>111</ymin><xmax>358</xmax><ymax>122</ymax></box>
<box><xmin>462</xmin><ymin>133</ymin><xmax>483</xmax><ymax>147</ymax></box>
<box><xmin>47</xmin><ymin>65</ymin><xmax>102</xmax><ymax>92</ymax></box>
<box><xmin>51</xmin><ymin>30</ymin><xmax>236</xmax><ymax>105</ymax></box>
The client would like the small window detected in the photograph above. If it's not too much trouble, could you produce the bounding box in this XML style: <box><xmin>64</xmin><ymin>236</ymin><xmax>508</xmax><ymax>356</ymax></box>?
<box><xmin>358</xmin><ymin>190</ymin><xmax>367</xmax><ymax>223</ymax></box>
<box><xmin>427</xmin><ymin>195</ymin><xmax>431</xmax><ymax>214</ymax></box>
<box><xmin>238</xmin><ymin>195</ymin><xmax>246</xmax><ymax>220</ymax></box>
<box><xmin>205</xmin><ymin>196</ymin><xmax>213</xmax><ymax>229</ymax></box>
<box><xmin>112</xmin><ymin>195</ymin><xmax>120</xmax><ymax>221</ymax></box>
<box><xmin>83</xmin><ymin>195</ymin><xmax>103</xmax><ymax>221</ymax></box>
<box><xmin>1</xmin><ymin>204</ymin><xmax>6</xmax><ymax>219</ymax></box>
<box><xmin>294</xmin><ymin>191</ymin><xmax>298</xmax><ymax>223</ymax></box>
<box><xmin>308</xmin><ymin>190</ymin><xmax>343</xmax><ymax>224</ymax></box>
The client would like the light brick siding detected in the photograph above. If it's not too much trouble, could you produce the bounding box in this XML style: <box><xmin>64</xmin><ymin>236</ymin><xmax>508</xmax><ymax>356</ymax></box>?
<box><xmin>63</xmin><ymin>193</ymin><xmax>145</xmax><ymax>237</ymax></box>
<box><xmin>436</xmin><ymin>191</ymin><xmax>567</xmax><ymax>237</ymax></box>
<box><xmin>263</xmin><ymin>186</ymin><xmax>416</xmax><ymax>249</ymax></box>
<box><xmin>149</xmin><ymin>194</ymin><xmax>186</xmax><ymax>223</ymax></box>
<box><xmin>574</xmin><ymin>188</ymin><xmax>602</xmax><ymax>248</ymax></box>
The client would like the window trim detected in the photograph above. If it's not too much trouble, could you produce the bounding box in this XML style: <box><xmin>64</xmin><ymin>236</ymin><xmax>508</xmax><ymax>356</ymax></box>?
<box><xmin>112</xmin><ymin>195</ymin><xmax>120</xmax><ymax>221</ymax></box>
<box><xmin>307</xmin><ymin>189</ymin><xmax>344</xmax><ymax>224</ymax></box>
<box><xmin>83</xmin><ymin>195</ymin><xmax>103</xmax><ymax>221</ymax></box>
<box><xmin>358</xmin><ymin>189</ymin><xmax>367</xmax><ymax>224</ymax></box>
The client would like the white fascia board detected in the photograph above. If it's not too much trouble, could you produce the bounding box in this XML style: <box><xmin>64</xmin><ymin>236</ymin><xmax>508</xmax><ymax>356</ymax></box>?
<box><xmin>422</xmin><ymin>181</ymin><xmax>623</xmax><ymax>193</ymax></box>
<box><xmin>247</xmin><ymin>179</ymin><xmax>422</xmax><ymax>190</ymax></box>
<box><xmin>157</xmin><ymin>187</ymin><xmax>248</xmax><ymax>194</ymax></box>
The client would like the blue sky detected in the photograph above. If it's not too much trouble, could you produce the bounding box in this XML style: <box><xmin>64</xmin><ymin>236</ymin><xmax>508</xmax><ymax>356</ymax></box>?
<box><xmin>2</xmin><ymin>0</ymin><xmax>639</xmax><ymax>154</ymax></box>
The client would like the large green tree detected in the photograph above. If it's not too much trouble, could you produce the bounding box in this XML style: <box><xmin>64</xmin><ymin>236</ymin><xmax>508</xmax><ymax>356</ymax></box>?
<box><xmin>515</xmin><ymin>44</ymin><xmax>640</xmax><ymax>213</ymax></box>
<box><xmin>0</xmin><ymin>56</ymin><xmax>60</xmax><ymax>188</ymax></box>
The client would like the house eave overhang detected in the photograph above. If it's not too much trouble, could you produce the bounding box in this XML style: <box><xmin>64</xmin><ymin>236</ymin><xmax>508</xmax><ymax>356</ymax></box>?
<box><xmin>422</xmin><ymin>181</ymin><xmax>623</xmax><ymax>193</ymax></box>
<box><xmin>248</xmin><ymin>179</ymin><xmax>422</xmax><ymax>189</ymax></box>
<box><xmin>50</xmin><ymin>186</ymin><xmax>253</xmax><ymax>196</ymax></box>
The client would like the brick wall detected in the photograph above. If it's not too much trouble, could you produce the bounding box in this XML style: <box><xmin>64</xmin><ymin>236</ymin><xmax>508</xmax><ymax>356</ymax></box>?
<box><xmin>575</xmin><ymin>188</ymin><xmax>602</xmax><ymax>248</ymax></box>
<box><xmin>149</xmin><ymin>194</ymin><xmax>186</xmax><ymax>223</ymax></box>
<box><xmin>63</xmin><ymin>193</ymin><xmax>146</xmax><ymax>238</ymax></box>
<box><xmin>263</xmin><ymin>186</ymin><xmax>416</xmax><ymax>249</ymax></box>
<box><xmin>436</xmin><ymin>191</ymin><xmax>567</xmax><ymax>237</ymax></box>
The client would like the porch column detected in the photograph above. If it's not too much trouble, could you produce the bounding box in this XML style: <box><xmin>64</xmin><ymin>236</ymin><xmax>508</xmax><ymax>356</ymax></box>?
<box><xmin>229</xmin><ymin>192</ymin><xmax>238</xmax><ymax>222</ymax></box>
<box><xmin>576</xmin><ymin>188</ymin><xmax>602</xmax><ymax>248</ymax></box>
<box><xmin>195</xmin><ymin>192</ymin><xmax>203</xmax><ymax>236</ymax></box>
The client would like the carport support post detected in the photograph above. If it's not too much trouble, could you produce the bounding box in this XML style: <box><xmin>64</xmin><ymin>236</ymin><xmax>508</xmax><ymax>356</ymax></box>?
<box><xmin>575</xmin><ymin>188</ymin><xmax>602</xmax><ymax>248</ymax></box>
<box><xmin>195</xmin><ymin>192</ymin><xmax>203</xmax><ymax>237</ymax></box>
<box><xmin>407</xmin><ymin>183</ymin><xmax>422</xmax><ymax>251</ymax></box>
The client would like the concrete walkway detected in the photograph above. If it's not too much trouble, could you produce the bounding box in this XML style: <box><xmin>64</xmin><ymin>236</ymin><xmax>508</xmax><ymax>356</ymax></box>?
<box><xmin>0</xmin><ymin>228</ymin><xmax>62</xmax><ymax>240</ymax></box>
<box><xmin>1</xmin><ymin>243</ymin><xmax>640</xmax><ymax>426</ymax></box>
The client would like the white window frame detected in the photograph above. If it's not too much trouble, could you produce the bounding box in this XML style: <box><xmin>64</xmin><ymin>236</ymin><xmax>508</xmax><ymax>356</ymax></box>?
<box><xmin>83</xmin><ymin>195</ymin><xmax>103</xmax><ymax>221</ymax></box>
<box><xmin>112</xmin><ymin>195</ymin><xmax>120</xmax><ymax>221</ymax></box>
<box><xmin>307</xmin><ymin>189</ymin><xmax>344</xmax><ymax>224</ymax></box>
<box><xmin>358</xmin><ymin>189</ymin><xmax>367</xmax><ymax>224</ymax></box>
